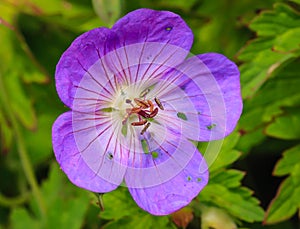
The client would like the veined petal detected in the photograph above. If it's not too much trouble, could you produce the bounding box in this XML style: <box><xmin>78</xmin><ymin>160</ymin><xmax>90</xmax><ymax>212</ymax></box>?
<box><xmin>55</xmin><ymin>28</ymin><xmax>119</xmax><ymax>109</ymax></box>
<box><xmin>101</xmin><ymin>42</ymin><xmax>189</xmax><ymax>90</ymax></box>
<box><xmin>125</xmin><ymin>144</ymin><xmax>208</xmax><ymax>215</ymax></box>
<box><xmin>52</xmin><ymin>112</ymin><xmax>127</xmax><ymax>192</ymax></box>
<box><xmin>155</xmin><ymin>53</ymin><xmax>242</xmax><ymax>141</ymax></box>
<box><xmin>112</xmin><ymin>9</ymin><xmax>193</xmax><ymax>51</ymax></box>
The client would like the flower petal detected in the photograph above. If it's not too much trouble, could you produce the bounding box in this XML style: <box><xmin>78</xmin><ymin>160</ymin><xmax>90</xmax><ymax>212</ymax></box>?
<box><xmin>55</xmin><ymin>28</ymin><xmax>119</xmax><ymax>108</ymax></box>
<box><xmin>125</xmin><ymin>143</ymin><xmax>208</xmax><ymax>215</ymax></box>
<box><xmin>52</xmin><ymin>112</ymin><xmax>126</xmax><ymax>192</ymax></box>
<box><xmin>155</xmin><ymin>53</ymin><xmax>242</xmax><ymax>141</ymax></box>
<box><xmin>112</xmin><ymin>9</ymin><xmax>193</xmax><ymax>50</ymax></box>
<box><xmin>101</xmin><ymin>42</ymin><xmax>189</xmax><ymax>90</ymax></box>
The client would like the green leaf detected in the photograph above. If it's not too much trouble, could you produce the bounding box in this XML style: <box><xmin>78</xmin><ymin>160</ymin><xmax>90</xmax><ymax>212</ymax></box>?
<box><xmin>273</xmin><ymin>27</ymin><xmax>300</xmax><ymax>52</ymax></box>
<box><xmin>100</xmin><ymin>187</ymin><xmax>174</xmax><ymax>229</ymax></box>
<box><xmin>250</xmin><ymin>3</ymin><xmax>300</xmax><ymax>37</ymax></box>
<box><xmin>10</xmin><ymin>208</ymin><xmax>39</xmax><ymax>229</ymax></box>
<box><xmin>237</xmin><ymin>59</ymin><xmax>300</xmax><ymax>151</ymax></box>
<box><xmin>238</xmin><ymin>3</ymin><xmax>300</xmax><ymax>98</ymax></box>
<box><xmin>236</xmin><ymin>128</ymin><xmax>266</xmax><ymax>153</ymax></box>
<box><xmin>291</xmin><ymin>0</ymin><xmax>300</xmax><ymax>4</ymax></box>
<box><xmin>211</xmin><ymin>169</ymin><xmax>245</xmax><ymax>188</ymax></box>
<box><xmin>100</xmin><ymin>187</ymin><xmax>140</xmax><ymax>220</ymax></box>
<box><xmin>10</xmin><ymin>163</ymin><xmax>90</xmax><ymax>229</ymax></box>
<box><xmin>274</xmin><ymin>144</ymin><xmax>300</xmax><ymax>176</ymax></box>
<box><xmin>199</xmin><ymin>131</ymin><xmax>241</xmax><ymax>172</ymax></box>
<box><xmin>0</xmin><ymin>107</ymin><xmax>13</xmax><ymax>153</ymax></box>
<box><xmin>199</xmin><ymin>184</ymin><xmax>264</xmax><ymax>223</ymax></box>
<box><xmin>264</xmin><ymin>165</ymin><xmax>300</xmax><ymax>224</ymax></box>
<box><xmin>265</xmin><ymin>107</ymin><xmax>300</xmax><ymax>140</ymax></box>
<box><xmin>103</xmin><ymin>214</ymin><xmax>172</xmax><ymax>229</ymax></box>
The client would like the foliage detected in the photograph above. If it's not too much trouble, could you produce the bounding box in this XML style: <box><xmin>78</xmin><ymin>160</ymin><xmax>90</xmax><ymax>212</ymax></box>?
<box><xmin>0</xmin><ymin>0</ymin><xmax>300</xmax><ymax>228</ymax></box>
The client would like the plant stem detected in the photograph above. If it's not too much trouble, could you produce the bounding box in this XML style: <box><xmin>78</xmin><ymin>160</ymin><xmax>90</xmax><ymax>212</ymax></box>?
<box><xmin>0</xmin><ymin>74</ymin><xmax>46</xmax><ymax>218</ymax></box>
<box><xmin>0</xmin><ymin>192</ymin><xmax>30</xmax><ymax>207</ymax></box>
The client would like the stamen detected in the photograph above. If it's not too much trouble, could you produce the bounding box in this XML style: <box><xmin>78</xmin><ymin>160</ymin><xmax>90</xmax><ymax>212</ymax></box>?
<box><xmin>134</xmin><ymin>98</ymin><xmax>149</xmax><ymax>108</ymax></box>
<box><xmin>149</xmin><ymin>108</ymin><xmax>158</xmax><ymax>118</ymax></box>
<box><xmin>131</xmin><ymin>120</ymin><xmax>148</xmax><ymax>126</ymax></box>
<box><xmin>148</xmin><ymin>100</ymin><xmax>154</xmax><ymax>112</ymax></box>
<box><xmin>138</xmin><ymin>110</ymin><xmax>151</xmax><ymax>118</ymax></box>
<box><xmin>141</xmin><ymin>122</ymin><xmax>151</xmax><ymax>135</ymax></box>
<box><xmin>139</xmin><ymin>88</ymin><xmax>150</xmax><ymax>98</ymax></box>
<box><xmin>155</xmin><ymin>97</ymin><xmax>164</xmax><ymax>110</ymax></box>
<box><xmin>121</xmin><ymin>97</ymin><xmax>162</xmax><ymax>134</ymax></box>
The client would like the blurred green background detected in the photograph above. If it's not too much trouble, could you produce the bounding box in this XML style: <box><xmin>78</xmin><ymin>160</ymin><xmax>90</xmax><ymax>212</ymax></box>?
<box><xmin>0</xmin><ymin>0</ymin><xmax>300</xmax><ymax>228</ymax></box>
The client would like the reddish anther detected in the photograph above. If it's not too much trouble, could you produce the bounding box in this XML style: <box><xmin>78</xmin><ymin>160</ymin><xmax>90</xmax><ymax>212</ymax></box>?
<box><xmin>138</xmin><ymin>110</ymin><xmax>151</xmax><ymax>118</ymax></box>
<box><xmin>149</xmin><ymin>108</ymin><xmax>158</xmax><ymax>118</ymax></box>
<box><xmin>131</xmin><ymin>120</ymin><xmax>148</xmax><ymax>126</ymax></box>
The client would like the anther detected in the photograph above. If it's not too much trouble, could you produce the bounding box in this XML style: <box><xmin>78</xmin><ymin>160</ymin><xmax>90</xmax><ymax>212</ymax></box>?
<box><xmin>149</xmin><ymin>108</ymin><xmax>158</xmax><ymax>118</ymax></box>
<box><xmin>138</xmin><ymin>110</ymin><xmax>151</xmax><ymax>118</ymax></box>
<box><xmin>134</xmin><ymin>98</ymin><xmax>149</xmax><ymax>108</ymax></box>
<box><xmin>131</xmin><ymin>120</ymin><xmax>148</xmax><ymax>126</ymax></box>
<box><xmin>154</xmin><ymin>97</ymin><xmax>164</xmax><ymax>110</ymax></box>
<box><xmin>141</xmin><ymin>122</ymin><xmax>151</xmax><ymax>135</ymax></box>
<box><xmin>139</xmin><ymin>88</ymin><xmax>150</xmax><ymax>98</ymax></box>
<box><xmin>148</xmin><ymin>100</ymin><xmax>154</xmax><ymax>112</ymax></box>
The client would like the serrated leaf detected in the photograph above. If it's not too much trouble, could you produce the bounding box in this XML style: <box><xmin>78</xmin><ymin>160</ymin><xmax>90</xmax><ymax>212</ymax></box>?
<box><xmin>274</xmin><ymin>144</ymin><xmax>300</xmax><ymax>176</ymax></box>
<box><xmin>238</xmin><ymin>3</ymin><xmax>300</xmax><ymax>98</ymax></box>
<box><xmin>199</xmin><ymin>184</ymin><xmax>264</xmax><ymax>222</ymax></box>
<box><xmin>236</xmin><ymin>127</ymin><xmax>266</xmax><ymax>153</ymax></box>
<box><xmin>237</xmin><ymin>59</ymin><xmax>300</xmax><ymax>152</ymax></box>
<box><xmin>211</xmin><ymin>169</ymin><xmax>245</xmax><ymax>188</ymax></box>
<box><xmin>199</xmin><ymin>132</ymin><xmax>241</xmax><ymax>171</ymax></box>
<box><xmin>265</xmin><ymin>107</ymin><xmax>300</xmax><ymax>140</ymax></box>
<box><xmin>264</xmin><ymin>165</ymin><xmax>300</xmax><ymax>224</ymax></box>
<box><xmin>273</xmin><ymin>27</ymin><xmax>300</xmax><ymax>52</ymax></box>
<box><xmin>250</xmin><ymin>3</ymin><xmax>300</xmax><ymax>37</ymax></box>
<box><xmin>209</xmin><ymin>149</ymin><xmax>241</xmax><ymax>172</ymax></box>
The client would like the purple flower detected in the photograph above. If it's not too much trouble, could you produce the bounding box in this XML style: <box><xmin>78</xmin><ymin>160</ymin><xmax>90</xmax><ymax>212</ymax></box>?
<box><xmin>52</xmin><ymin>9</ymin><xmax>242</xmax><ymax>215</ymax></box>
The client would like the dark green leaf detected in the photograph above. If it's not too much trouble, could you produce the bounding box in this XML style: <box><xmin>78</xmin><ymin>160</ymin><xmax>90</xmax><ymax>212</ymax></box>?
<box><xmin>274</xmin><ymin>144</ymin><xmax>300</xmax><ymax>176</ymax></box>
<box><xmin>238</xmin><ymin>3</ymin><xmax>300</xmax><ymax>98</ymax></box>
<box><xmin>199</xmin><ymin>184</ymin><xmax>264</xmax><ymax>222</ymax></box>
<box><xmin>264</xmin><ymin>165</ymin><xmax>300</xmax><ymax>224</ymax></box>
<box><xmin>265</xmin><ymin>107</ymin><xmax>300</xmax><ymax>140</ymax></box>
